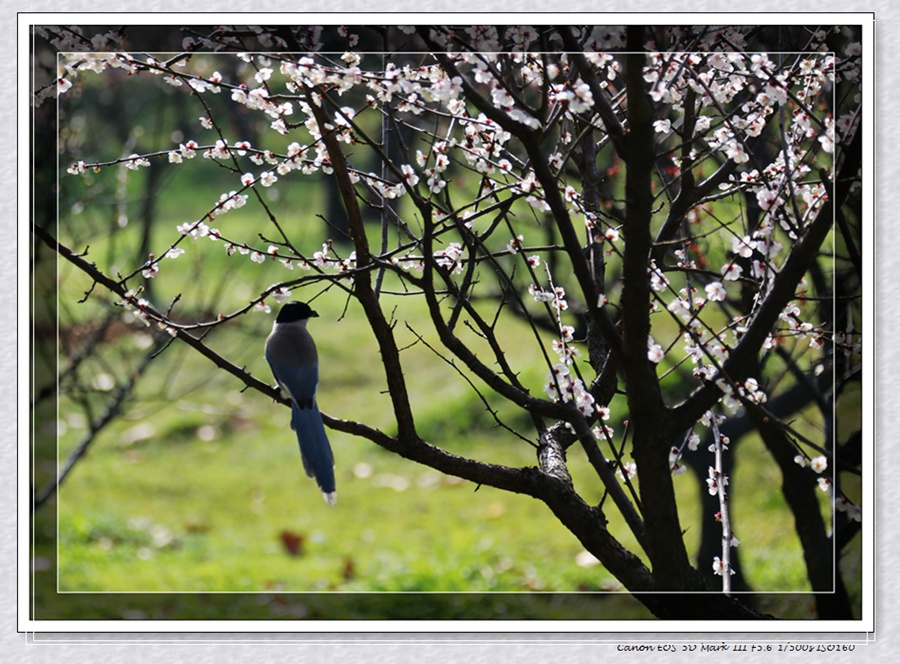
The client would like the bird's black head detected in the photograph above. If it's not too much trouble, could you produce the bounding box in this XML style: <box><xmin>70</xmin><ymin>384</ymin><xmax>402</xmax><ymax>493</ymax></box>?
<box><xmin>275</xmin><ymin>301</ymin><xmax>319</xmax><ymax>323</ymax></box>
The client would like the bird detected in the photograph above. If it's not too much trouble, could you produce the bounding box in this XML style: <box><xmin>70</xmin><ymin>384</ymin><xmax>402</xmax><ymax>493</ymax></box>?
<box><xmin>265</xmin><ymin>301</ymin><xmax>336</xmax><ymax>506</ymax></box>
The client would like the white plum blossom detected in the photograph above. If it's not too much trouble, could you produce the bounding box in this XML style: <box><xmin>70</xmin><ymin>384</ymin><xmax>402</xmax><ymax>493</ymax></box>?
<box><xmin>836</xmin><ymin>497</ymin><xmax>862</xmax><ymax>523</ymax></box>
<box><xmin>544</xmin><ymin>363</ymin><xmax>599</xmax><ymax>417</ymax></box>
<box><xmin>206</xmin><ymin>140</ymin><xmax>230</xmax><ymax>160</ymax></box>
<box><xmin>687</xmin><ymin>432</ymin><xmax>701</xmax><ymax>451</ymax></box>
<box><xmin>491</xmin><ymin>85</ymin><xmax>514</xmax><ymax>109</ymax></box>
<box><xmin>552</xmin><ymin>339</ymin><xmax>578</xmax><ymax>364</ymax></box>
<box><xmin>550</xmin><ymin>286</ymin><xmax>568</xmax><ymax>311</ymax></box>
<box><xmin>529</xmin><ymin>285</ymin><xmax>554</xmax><ymax>303</ymax></box>
<box><xmin>705</xmin><ymin>281</ymin><xmax>727</xmax><ymax>302</ymax></box>
<box><xmin>724</xmin><ymin>140</ymin><xmax>749</xmax><ymax>163</ymax></box>
<box><xmin>565</xmin><ymin>79</ymin><xmax>594</xmax><ymax>113</ymax></box>
<box><xmin>617</xmin><ymin>461</ymin><xmax>637</xmax><ymax>482</ymax></box>
<box><xmin>649</xmin><ymin>261</ymin><xmax>669</xmax><ymax>292</ymax></box>
<box><xmin>732</xmin><ymin>235</ymin><xmax>756</xmax><ymax>258</ymax></box>
<box><xmin>526</xmin><ymin>195</ymin><xmax>550</xmax><ymax>212</ymax></box>
<box><xmin>216</xmin><ymin>191</ymin><xmax>249</xmax><ymax>213</ymax></box>
<box><xmin>188</xmin><ymin>78</ymin><xmax>212</xmax><ymax>93</ymax></box>
<box><xmin>743</xmin><ymin>378</ymin><xmax>767</xmax><ymax>404</ymax></box>
<box><xmin>312</xmin><ymin>243</ymin><xmax>332</xmax><ymax>267</ymax></box>
<box><xmin>231</xmin><ymin>86</ymin><xmax>248</xmax><ymax>104</ymax></box>
<box><xmin>756</xmin><ymin>187</ymin><xmax>784</xmax><ymax>211</ymax></box>
<box><xmin>809</xmin><ymin>456</ymin><xmax>828</xmax><ymax>474</ymax></box>
<box><xmin>515</xmin><ymin>171</ymin><xmax>538</xmax><ymax>195</ymax></box>
<box><xmin>547</xmin><ymin>152</ymin><xmax>564</xmax><ymax>172</ymax></box>
<box><xmin>574</xmin><ymin>389</ymin><xmax>596</xmax><ymax>416</ymax></box>
<box><xmin>124</xmin><ymin>154</ymin><xmax>150</xmax><ymax>170</ymax></box>
<box><xmin>668</xmin><ymin>296</ymin><xmax>692</xmax><ymax>320</ymax></box>
<box><xmin>669</xmin><ymin>446</ymin><xmax>682</xmax><ymax>468</ymax></box>
<box><xmin>177</xmin><ymin>221</ymin><xmax>210</xmax><ymax>239</ymax></box>
<box><xmin>434</xmin><ymin>242</ymin><xmax>465</xmax><ymax>274</ymax></box>
<box><xmin>713</xmin><ymin>556</ymin><xmax>735</xmax><ymax>576</ymax></box>
<box><xmin>270</xmin><ymin>287</ymin><xmax>292</xmax><ymax>303</ymax></box>
<box><xmin>706</xmin><ymin>466</ymin><xmax>728</xmax><ymax>496</ymax></box>
<box><xmin>544</xmin><ymin>363</ymin><xmax>571</xmax><ymax>401</ymax></box>
<box><xmin>179</xmin><ymin>141</ymin><xmax>198</xmax><ymax>158</ymax></box>
<box><xmin>400</xmin><ymin>164</ymin><xmax>419</xmax><ymax>187</ymax></box>
<box><xmin>721</xmin><ymin>262</ymin><xmax>743</xmax><ymax>281</ymax></box>
<box><xmin>426</xmin><ymin>170</ymin><xmax>446</xmax><ymax>194</ymax></box>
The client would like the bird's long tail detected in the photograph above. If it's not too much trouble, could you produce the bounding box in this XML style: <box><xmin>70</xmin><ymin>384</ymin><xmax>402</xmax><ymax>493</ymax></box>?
<box><xmin>291</xmin><ymin>403</ymin><xmax>336</xmax><ymax>505</ymax></box>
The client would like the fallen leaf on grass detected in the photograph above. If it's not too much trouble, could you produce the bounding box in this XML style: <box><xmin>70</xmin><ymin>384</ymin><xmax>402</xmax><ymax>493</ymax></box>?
<box><xmin>279</xmin><ymin>530</ymin><xmax>306</xmax><ymax>556</ymax></box>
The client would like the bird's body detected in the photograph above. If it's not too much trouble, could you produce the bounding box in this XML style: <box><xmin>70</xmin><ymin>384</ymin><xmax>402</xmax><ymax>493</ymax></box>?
<box><xmin>265</xmin><ymin>301</ymin><xmax>336</xmax><ymax>505</ymax></box>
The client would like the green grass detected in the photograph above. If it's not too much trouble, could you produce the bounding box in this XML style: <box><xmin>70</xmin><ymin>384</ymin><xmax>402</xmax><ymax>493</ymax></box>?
<box><xmin>41</xmin><ymin>290</ymin><xmax>635</xmax><ymax>611</ymax></box>
<box><xmin>39</xmin><ymin>239</ymin><xmax>841</xmax><ymax>619</ymax></box>
<box><xmin>50</xmin><ymin>328</ymin><xmax>607</xmax><ymax>596</ymax></box>
<box><xmin>40</xmin><ymin>294</ymin><xmax>831</xmax><ymax>608</ymax></box>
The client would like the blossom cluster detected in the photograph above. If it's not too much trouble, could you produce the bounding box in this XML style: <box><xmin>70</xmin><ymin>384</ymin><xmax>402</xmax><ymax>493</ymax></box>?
<box><xmin>58</xmin><ymin>41</ymin><xmax>855</xmax><ymax>418</ymax></box>
<box><xmin>59</xmin><ymin>47</ymin><xmax>851</xmax><ymax>430</ymax></box>
<box><xmin>543</xmin><ymin>363</ymin><xmax>612</xmax><ymax>435</ymax></box>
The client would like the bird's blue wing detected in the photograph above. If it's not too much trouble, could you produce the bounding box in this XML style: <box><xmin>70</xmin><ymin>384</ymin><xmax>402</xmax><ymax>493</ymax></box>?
<box><xmin>266</xmin><ymin>357</ymin><xmax>319</xmax><ymax>407</ymax></box>
<box><xmin>265</xmin><ymin>356</ymin><xmax>336</xmax><ymax>503</ymax></box>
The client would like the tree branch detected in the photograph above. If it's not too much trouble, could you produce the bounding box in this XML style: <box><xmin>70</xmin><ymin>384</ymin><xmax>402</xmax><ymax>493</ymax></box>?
<box><xmin>305</xmin><ymin>91</ymin><xmax>420</xmax><ymax>445</ymax></box>
<box><xmin>617</xmin><ymin>29</ymin><xmax>695</xmax><ymax>588</ymax></box>
<box><xmin>33</xmin><ymin>222</ymin><xmax>284</xmax><ymax>401</ymax></box>
<box><xmin>671</xmin><ymin>127</ymin><xmax>862</xmax><ymax>432</ymax></box>
<box><xmin>557</xmin><ymin>27</ymin><xmax>628</xmax><ymax>156</ymax></box>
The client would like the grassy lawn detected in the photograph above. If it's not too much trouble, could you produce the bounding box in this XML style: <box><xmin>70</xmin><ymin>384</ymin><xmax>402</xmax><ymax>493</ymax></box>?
<box><xmin>36</xmin><ymin>214</ymin><xmax>848</xmax><ymax>619</ymax></box>
<box><xmin>49</xmin><ymin>291</ymin><xmax>617</xmax><ymax>593</ymax></box>
<box><xmin>33</xmin><ymin>275</ymin><xmax>849</xmax><ymax>620</ymax></box>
